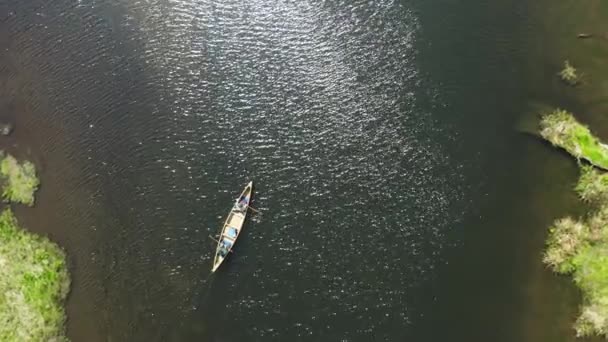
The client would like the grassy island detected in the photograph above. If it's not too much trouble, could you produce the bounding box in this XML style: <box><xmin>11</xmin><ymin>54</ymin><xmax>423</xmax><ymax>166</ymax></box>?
<box><xmin>0</xmin><ymin>152</ymin><xmax>40</xmax><ymax>206</ymax></box>
<box><xmin>540</xmin><ymin>109</ymin><xmax>608</xmax><ymax>170</ymax></box>
<box><xmin>541</xmin><ymin>111</ymin><xmax>608</xmax><ymax>337</ymax></box>
<box><xmin>0</xmin><ymin>208</ymin><xmax>70</xmax><ymax>341</ymax></box>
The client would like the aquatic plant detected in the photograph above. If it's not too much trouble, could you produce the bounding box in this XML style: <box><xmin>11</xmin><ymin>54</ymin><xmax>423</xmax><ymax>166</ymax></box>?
<box><xmin>576</xmin><ymin>165</ymin><xmax>608</xmax><ymax>203</ymax></box>
<box><xmin>0</xmin><ymin>152</ymin><xmax>40</xmax><ymax>206</ymax></box>
<box><xmin>543</xmin><ymin>217</ymin><xmax>589</xmax><ymax>274</ymax></box>
<box><xmin>0</xmin><ymin>208</ymin><xmax>70</xmax><ymax>341</ymax></box>
<box><xmin>570</xmin><ymin>243</ymin><xmax>608</xmax><ymax>337</ymax></box>
<box><xmin>559</xmin><ymin>60</ymin><xmax>579</xmax><ymax>85</ymax></box>
<box><xmin>540</xmin><ymin>109</ymin><xmax>608</xmax><ymax>170</ymax></box>
<box><xmin>543</xmin><ymin>209</ymin><xmax>608</xmax><ymax>337</ymax></box>
<box><xmin>576</xmin><ymin>302</ymin><xmax>608</xmax><ymax>337</ymax></box>
<box><xmin>586</xmin><ymin>206</ymin><xmax>608</xmax><ymax>242</ymax></box>
<box><xmin>541</xmin><ymin>154</ymin><xmax>608</xmax><ymax>337</ymax></box>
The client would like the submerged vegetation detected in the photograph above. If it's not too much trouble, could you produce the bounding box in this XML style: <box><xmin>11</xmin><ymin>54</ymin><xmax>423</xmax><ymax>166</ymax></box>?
<box><xmin>540</xmin><ymin>109</ymin><xmax>608</xmax><ymax>170</ymax></box>
<box><xmin>559</xmin><ymin>60</ymin><xmax>579</xmax><ymax>85</ymax></box>
<box><xmin>0</xmin><ymin>152</ymin><xmax>40</xmax><ymax>206</ymax></box>
<box><xmin>0</xmin><ymin>208</ymin><xmax>70</xmax><ymax>341</ymax></box>
<box><xmin>541</xmin><ymin>111</ymin><xmax>608</xmax><ymax>337</ymax></box>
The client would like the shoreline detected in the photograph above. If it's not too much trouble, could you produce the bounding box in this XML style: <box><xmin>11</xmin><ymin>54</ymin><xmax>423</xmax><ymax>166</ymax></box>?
<box><xmin>539</xmin><ymin>107</ymin><xmax>608</xmax><ymax>336</ymax></box>
<box><xmin>527</xmin><ymin>0</ymin><xmax>608</xmax><ymax>337</ymax></box>
<box><xmin>0</xmin><ymin>148</ymin><xmax>70</xmax><ymax>340</ymax></box>
<box><xmin>0</xmin><ymin>208</ymin><xmax>70</xmax><ymax>341</ymax></box>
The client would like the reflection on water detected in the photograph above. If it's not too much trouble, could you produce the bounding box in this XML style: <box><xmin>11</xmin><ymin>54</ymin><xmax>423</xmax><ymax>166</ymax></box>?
<box><xmin>2</xmin><ymin>1</ymin><xmax>466</xmax><ymax>340</ymax></box>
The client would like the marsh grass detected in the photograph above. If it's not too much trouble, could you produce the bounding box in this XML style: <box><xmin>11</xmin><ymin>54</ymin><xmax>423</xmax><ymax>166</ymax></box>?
<box><xmin>544</xmin><ymin>217</ymin><xmax>589</xmax><ymax>274</ymax></box>
<box><xmin>0</xmin><ymin>208</ymin><xmax>69</xmax><ymax>341</ymax></box>
<box><xmin>544</xmin><ymin>163</ymin><xmax>608</xmax><ymax>337</ymax></box>
<box><xmin>576</xmin><ymin>165</ymin><xmax>608</xmax><ymax>203</ymax></box>
<box><xmin>570</xmin><ymin>243</ymin><xmax>608</xmax><ymax>337</ymax></box>
<box><xmin>544</xmin><ymin>209</ymin><xmax>608</xmax><ymax>337</ymax></box>
<box><xmin>540</xmin><ymin>109</ymin><xmax>608</xmax><ymax>170</ymax></box>
<box><xmin>0</xmin><ymin>152</ymin><xmax>40</xmax><ymax>206</ymax></box>
<box><xmin>559</xmin><ymin>60</ymin><xmax>579</xmax><ymax>85</ymax></box>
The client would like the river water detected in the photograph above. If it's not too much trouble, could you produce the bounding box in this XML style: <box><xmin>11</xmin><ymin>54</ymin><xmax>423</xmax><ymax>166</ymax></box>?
<box><xmin>0</xmin><ymin>0</ymin><xmax>594</xmax><ymax>341</ymax></box>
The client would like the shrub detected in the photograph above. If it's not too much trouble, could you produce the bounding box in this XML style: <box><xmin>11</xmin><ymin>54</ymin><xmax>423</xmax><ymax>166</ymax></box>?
<box><xmin>576</xmin><ymin>165</ymin><xmax>608</xmax><ymax>203</ymax></box>
<box><xmin>544</xmin><ymin>217</ymin><xmax>589</xmax><ymax>273</ymax></box>
<box><xmin>0</xmin><ymin>209</ymin><xmax>70</xmax><ymax>341</ymax></box>
<box><xmin>0</xmin><ymin>153</ymin><xmax>40</xmax><ymax>206</ymax></box>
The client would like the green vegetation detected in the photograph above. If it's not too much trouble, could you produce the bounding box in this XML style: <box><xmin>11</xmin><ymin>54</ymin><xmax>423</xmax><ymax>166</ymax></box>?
<box><xmin>543</xmin><ymin>217</ymin><xmax>588</xmax><ymax>274</ymax></box>
<box><xmin>571</xmin><ymin>243</ymin><xmax>608</xmax><ymax>337</ymax></box>
<box><xmin>559</xmin><ymin>60</ymin><xmax>579</xmax><ymax>85</ymax></box>
<box><xmin>0</xmin><ymin>208</ymin><xmax>70</xmax><ymax>341</ymax></box>
<box><xmin>576</xmin><ymin>165</ymin><xmax>608</xmax><ymax>203</ymax></box>
<box><xmin>537</xmin><ymin>0</ymin><xmax>608</xmax><ymax>336</ymax></box>
<box><xmin>540</xmin><ymin>110</ymin><xmax>608</xmax><ymax>336</ymax></box>
<box><xmin>0</xmin><ymin>152</ymin><xmax>40</xmax><ymax>206</ymax></box>
<box><xmin>543</xmin><ymin>199</ymin><xmax>608</xmax><ymax>336</ymax></box>
<box><xmin>540</xmin><ymin>109</ymin><xmax>608</xmax><ymax>170</ymax></box>
<box><xmin>541</xmin><ymin>128</ymin><xmax>608</xmax><ymax>336</ymax></box>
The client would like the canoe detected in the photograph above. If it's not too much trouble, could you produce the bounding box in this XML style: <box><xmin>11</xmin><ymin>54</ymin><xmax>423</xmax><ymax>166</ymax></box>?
<box><xmin>211</xmin><ymin>181</ymin><xmax>254</xmax><ymax>272</ymax></box>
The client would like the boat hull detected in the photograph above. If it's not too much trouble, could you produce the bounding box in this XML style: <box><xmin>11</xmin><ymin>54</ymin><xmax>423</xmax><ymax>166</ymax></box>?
<box><xmin>211</xmin><ymin>181</ymin><xmax>253</xmax><ymax>272</ymax></box>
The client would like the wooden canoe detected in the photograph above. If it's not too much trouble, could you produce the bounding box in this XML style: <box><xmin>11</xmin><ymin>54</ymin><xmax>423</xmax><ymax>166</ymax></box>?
<box><xmin>211</xmin><ymin>181</ymin><xmax>253</xmax><ymax>272</ymax></box>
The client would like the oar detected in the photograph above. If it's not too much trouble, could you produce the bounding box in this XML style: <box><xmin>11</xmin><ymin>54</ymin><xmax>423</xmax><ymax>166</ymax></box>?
<box><xmin>207</xmin><ymin>235</ymin><xmax>234</xmax><ymax>254</ymax></box>
<box><xmin>247</xmin><ymin>205</ymin><xmax>261</xmax><ymax>213</ymax></box>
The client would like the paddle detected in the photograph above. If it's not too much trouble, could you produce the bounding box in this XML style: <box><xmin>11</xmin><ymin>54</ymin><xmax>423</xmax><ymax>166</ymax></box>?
<box><xmin>247</xmin><ymin>205</ymin><xmax>261</xmax><ymax>213</ymax></box>
<box><xmin>207</xmin><ymin>235</ymin><xmax>234</xmax><ymax>254</ymax></box>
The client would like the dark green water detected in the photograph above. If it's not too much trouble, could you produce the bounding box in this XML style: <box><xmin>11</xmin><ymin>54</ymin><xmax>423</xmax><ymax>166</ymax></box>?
<box><xmin>0</xmin><ymin>0</ymin><xmax>600</xmax><ymax>341</ymax></box>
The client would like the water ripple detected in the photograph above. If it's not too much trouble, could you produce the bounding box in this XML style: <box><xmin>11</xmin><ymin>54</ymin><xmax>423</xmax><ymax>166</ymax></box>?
<box><xmin>3</xmin><ymin>0</ymin><xmax>465</xmax><ymax>340</ymax></box>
